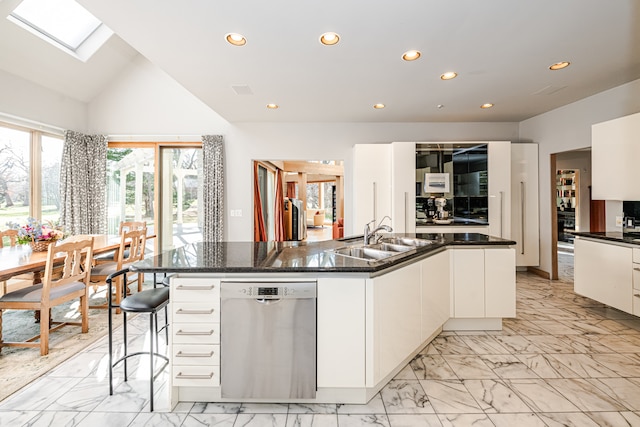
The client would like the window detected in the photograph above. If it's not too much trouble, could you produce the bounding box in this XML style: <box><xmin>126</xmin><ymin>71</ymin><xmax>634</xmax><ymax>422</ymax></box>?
<box><xmin>0</xmin><ymin>123</ymin><xmax>63</xmax><ymax>226</ymax></box>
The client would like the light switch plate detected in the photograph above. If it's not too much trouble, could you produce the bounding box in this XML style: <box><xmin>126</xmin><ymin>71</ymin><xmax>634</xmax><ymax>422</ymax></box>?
<box><xmin>616</xmin><ymin>216</ymin><xmax>623</xmax><ymax>227</ymax></box>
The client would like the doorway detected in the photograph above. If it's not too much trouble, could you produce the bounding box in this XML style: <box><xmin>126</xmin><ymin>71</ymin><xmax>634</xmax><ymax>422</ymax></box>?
<box><xmin>550</xmin><ymin>148</ymin><xmax>599</xmax><ymax>281</ymax></box>
<box><xmin>253</xmin><ymin>160</ymin><xmax>344</xmax><ymax>242</ymax></box>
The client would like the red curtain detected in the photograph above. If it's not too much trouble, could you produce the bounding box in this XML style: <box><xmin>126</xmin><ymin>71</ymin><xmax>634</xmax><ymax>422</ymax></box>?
<box><xmin>286</xmin><ymin>182</ymin><xmax>296</xmax><ymax>199</ymax></box>
<box><xmin>274</xmin><ymin>170</ymin><xmax>286</xmax><ymax>241</ymax></box>
<box><xmin>253</xmin><ymin>162</ymin><xmax>267</xmax><ymax>241</ymax></box>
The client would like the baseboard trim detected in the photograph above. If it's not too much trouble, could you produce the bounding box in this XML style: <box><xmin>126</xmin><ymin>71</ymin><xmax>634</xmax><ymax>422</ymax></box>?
<box><xmin>527</xmin><ymin>266</ymin><xmax>550</xmax><ymax>279</ymax></box>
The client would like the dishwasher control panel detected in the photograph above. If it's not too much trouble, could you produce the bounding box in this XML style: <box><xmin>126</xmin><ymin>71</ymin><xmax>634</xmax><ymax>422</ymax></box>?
<box><xmin>221</xmin><ymin>282</ymin><xmax>317</xmax><ymax>300</ymax></box>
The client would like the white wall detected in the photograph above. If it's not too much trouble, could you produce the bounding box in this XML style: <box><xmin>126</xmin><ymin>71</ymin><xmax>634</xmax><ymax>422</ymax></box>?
<box><xmin>87</xmin><ymin>55</ymin><xmax>230</xmax><ymax>135</ymax></box>
<box><xmin>0</xmin><ymin>69</ymin><xmax>87</xmax><ymax>131</ymax></box>
<box><xmin>520</xmin><ymin>78</ymin><xmax>640</xmax><ymax>276</ymax></box>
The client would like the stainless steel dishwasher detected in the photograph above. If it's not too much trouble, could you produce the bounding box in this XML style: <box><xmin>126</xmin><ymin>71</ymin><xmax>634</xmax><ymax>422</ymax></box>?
<box><xmin>220</xmin><ymin>281</ymin><xmax>317</xmax><ymax>399</ymax></box>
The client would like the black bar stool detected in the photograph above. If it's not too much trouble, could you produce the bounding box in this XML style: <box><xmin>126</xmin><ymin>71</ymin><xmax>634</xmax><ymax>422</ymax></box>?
<box><xmin>107</xmin><ymin>268</ymin><xmax>170</xmax><ymax>411</ymax></box>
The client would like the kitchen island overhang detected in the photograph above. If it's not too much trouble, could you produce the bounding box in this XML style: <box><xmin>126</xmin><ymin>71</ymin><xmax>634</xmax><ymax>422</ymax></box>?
<box><xmin>130</xmin><ymin>233</ymin><xmax>516</xmax><ymax>407</ymax></box>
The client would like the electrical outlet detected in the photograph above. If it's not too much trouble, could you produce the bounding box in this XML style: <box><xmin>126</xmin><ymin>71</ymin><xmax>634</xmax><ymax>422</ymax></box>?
<box><xmin>230</xmin><ymin>209</ymin><xmax>243</xmax><ymax>217</ymax></box>
<box><xmin>235</xmin><ymin>209</ymin><xmax>242</xmax><ymax>217</ymax></box>
<box><xmin>616</xmin><ymin>216</ymin><xmax>623</xmax><ymax>227</ymax></box>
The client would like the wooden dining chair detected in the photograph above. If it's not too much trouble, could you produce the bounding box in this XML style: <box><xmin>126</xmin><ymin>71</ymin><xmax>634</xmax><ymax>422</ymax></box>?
<box><xmin>90</xmin><ymin>228</ymin><xmax>147</xmax><ymax>314</ymax></box>
<box><xmin>94</xmin><ymin>221</ymin><xmax>146</xmax><ymax>262</ymax></box>
<box><xmin>0</xmin><ymin>235</ymin><xmax>94</xmax><ymax>356</ymax></box>
<box><xmin>0</xmin><ymin>229</ymin><xmax>35</xmax><ymax>296</ymax></box>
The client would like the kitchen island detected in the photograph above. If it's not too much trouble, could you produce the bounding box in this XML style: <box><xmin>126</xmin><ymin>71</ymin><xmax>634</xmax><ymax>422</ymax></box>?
<box><xmin>131</xmin><ymin>233</ymin><xmax>515</xmax><ymax>407</ymax></box>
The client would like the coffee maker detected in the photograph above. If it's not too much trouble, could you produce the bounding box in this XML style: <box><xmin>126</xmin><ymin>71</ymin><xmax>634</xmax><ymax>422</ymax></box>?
<box><xmin>435</xmin><ymin>197</ymin><xmax>448</xmax><ymax>219</ymax></box>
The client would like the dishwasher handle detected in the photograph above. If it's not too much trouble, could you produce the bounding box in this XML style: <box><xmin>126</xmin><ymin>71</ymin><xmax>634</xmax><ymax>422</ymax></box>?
<box><xmin>255</xmin><ymin>298</ymin><xmax>282</xmax><ymax>305</ymax></box>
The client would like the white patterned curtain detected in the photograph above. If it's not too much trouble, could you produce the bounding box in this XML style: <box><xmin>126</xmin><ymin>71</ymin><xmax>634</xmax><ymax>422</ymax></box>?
<box><xmin>202</xmin><ymin>135</ymin><xmax>224</xmax><ymax>242</ymax></box>
<box><xmin>59</xmin><ymin>130</ymin><xmax>108</xmax><ymax>235</ymax></box>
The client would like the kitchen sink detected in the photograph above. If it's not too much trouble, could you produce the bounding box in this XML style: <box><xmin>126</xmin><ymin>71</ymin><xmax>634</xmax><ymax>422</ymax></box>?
<box><xmin>381</xmin><ymin>237</ymin><xmax>435</xmax><ymax>247</ymax></box>
<box><xmin>331</xmin><ymin>246</ymin><xmax>396</xmax><ymax>261</ymax></box>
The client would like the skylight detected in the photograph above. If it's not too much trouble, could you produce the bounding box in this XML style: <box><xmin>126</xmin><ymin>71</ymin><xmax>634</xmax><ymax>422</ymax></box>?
<box><xmin>10</xmin><ymin>0</ymin><xmax>102</xmax><ymax>51</ymax></box>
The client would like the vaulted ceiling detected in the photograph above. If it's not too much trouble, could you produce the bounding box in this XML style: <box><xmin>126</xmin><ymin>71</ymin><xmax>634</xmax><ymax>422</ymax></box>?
<box><xmin>2</xmin><ymin>0</ymin><xmax>640</xmax><ymax>123</ymax></box>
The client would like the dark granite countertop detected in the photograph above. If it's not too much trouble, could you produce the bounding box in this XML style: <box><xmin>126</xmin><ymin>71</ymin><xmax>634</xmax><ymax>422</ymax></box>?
<box><xmin>573</xmin><ymin>231</ymin><xmax>640</xmax><ymax>246</ymax></box>
<box><xmin>131</xmin><ymin>233</ymin><xmax>515</xmax><ymax>275</ymax></box>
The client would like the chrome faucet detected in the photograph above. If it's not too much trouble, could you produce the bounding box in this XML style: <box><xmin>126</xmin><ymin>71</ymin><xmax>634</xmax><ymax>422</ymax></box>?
<box><xmin>364</xmin><ymin>216</ymin><xmax>393</xmax><ymax>245</ymax></box>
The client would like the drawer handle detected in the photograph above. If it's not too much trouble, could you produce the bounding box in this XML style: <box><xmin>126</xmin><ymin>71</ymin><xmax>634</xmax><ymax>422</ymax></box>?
<box><xmin>176</xmin><ymin>372</ymin><xmax>214</xmax><ymax>380</ymax></box>
<box><xmin>176</xmin><ymin>285</ymin><xmax>215</xmax><ymax>290</ymax></box>
<box><xmin>634</xmin><ymin>294</ymin><xmax>640</xmax><ymax>298</ymax></box>
<box><xmin>176</xmin><ymin>351</ymin><xmax>214</xmax><ymax>358</ymax></box>
<box><xmin>634</xmin><ymin>268</ymin><xmax>640</xmax><ymax>272</ymax></box>
<box><xmin>176</xmin><ymin>329</ymin><xmax>215</xmax><ymax>336</ymax></box>
<box><xmin>176</xmin><ymin>308</ymin><xmax>214</xmax><ymax>315</ymax></box>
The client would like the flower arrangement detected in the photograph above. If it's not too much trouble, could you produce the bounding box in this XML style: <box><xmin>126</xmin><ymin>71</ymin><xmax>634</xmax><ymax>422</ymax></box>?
<box><xmin>7</xmin><ymin>218</ymin><xmax>66</xmax><ymax>250</ymax></box>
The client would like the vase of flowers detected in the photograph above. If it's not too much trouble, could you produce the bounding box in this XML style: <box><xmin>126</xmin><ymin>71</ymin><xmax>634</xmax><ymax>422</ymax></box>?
<box><xmin>8</xmin><ymin>218</ymin><xmax>66</xmax><ymax>252</ymax></box>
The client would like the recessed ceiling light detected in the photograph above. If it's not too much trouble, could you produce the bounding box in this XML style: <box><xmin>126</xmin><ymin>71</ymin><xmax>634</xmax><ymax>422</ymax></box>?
<box><xmin>480</xmin><ymin>103</ymin><xmax>494</xmax><ymax>109</ymax></box>
<box><xmin>402</xmin><ymin>50</ymin><xmax>421</xmax><ymax>61</ymax></box>
<box><xmin>373</xmin><ymin>103</ymin><xmax>385</xmax><ymax>109</ymax></box>
<box><xmin>549</xmin><ymin>61</ymin><xmax>570</xmax><ymax>70</ymax></box>
<box><xmin>437</xmin><ymin>104</ymin><xmax>444</xmax><ymax>109</ymax></box>
<box><xmin>440</xmin><ymin>72</ymin><xmax>458</xmax><ymax>80</ymax></box>
<box><xmin>225</xmin><ymin>33</ymin><xmax>246</xmax><ymax>46</ymax></box>
<box><xmin>266</xmin><ymin>104</ymin><xmax>279</xmax><ymax>109</ymax></box>
<box><xmin>320</xmin><ymin>32</ymin><xmax>340</xmax><ymax>45</ymax></box>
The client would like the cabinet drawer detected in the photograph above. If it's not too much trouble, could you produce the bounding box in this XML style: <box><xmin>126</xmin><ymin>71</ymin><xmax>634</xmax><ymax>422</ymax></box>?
<box><xmin>634</xmin><ymin>248</ymin><xmax>640</xmax><ymax>264</ymax></box>
<box><xmin>172</xmin><ymin>280</ymin><xmax>219</xmax><ymax>302</ymax></box>
<box><xmin>172</xmin><ymin>302</ymin><xmax>220</xmax><ymax>323</ymax></box>
<box><xmin>173</xmin><ymin>323</ymin><xmax>219</xmax><ymax>344</ymax></box>
<box><xmin>173</xmin><ymin>344</ymin><xmax>219</xmax><ymax>366</ymax></box>
<box><xmin>172</xmin><ymin>365</ymin><xmax>220</xmax><ymax>387</ymax></box>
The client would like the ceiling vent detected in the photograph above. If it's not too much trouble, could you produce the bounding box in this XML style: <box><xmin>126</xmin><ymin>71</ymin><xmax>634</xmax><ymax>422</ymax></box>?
<box><xmin>231</xmin><ymin>85</ymin><xmax>253</xmax><ymax>95</ymax></box>
<box><xmin>531</xmin><ymin>85</ymin><xmax>568</xmax><ymax>96</ymax></box>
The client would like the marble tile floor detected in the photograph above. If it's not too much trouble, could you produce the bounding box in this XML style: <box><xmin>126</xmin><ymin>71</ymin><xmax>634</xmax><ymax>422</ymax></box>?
<box><xmin>4</xmin><ymin>270</ymin><xmax>640</xmax><ymax>426</ymax></box>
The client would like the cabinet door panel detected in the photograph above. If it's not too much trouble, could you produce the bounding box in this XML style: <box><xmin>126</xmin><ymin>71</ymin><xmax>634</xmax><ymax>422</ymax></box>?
<box><xmin>391</xmin><ymin>142</ymin><xmax>416</xmax><ymax>233</ymax></box>
<box><xmin>511</xmin><ymin>143</ymin><xmax>539</xmax><ymax>266</ymax></box>
<box><xmin>488</xmin><ymin>142</ymin><xmax>511</xmax><ymax>239</ymax></box>
<box><xmin>317</xmin><ymin>278</ymin><xmax>366</xmax><ymax>388</ymax></box>
<box><xmin>353</xmin><ymin>144</ymin><xmax>392</xmax><ymax>234</ymax></box>
<box><xmin>484</xmin><ymin>248</ymin><xmax>516</xmax><ymax>318</ymax></box>
<box><xmin>452</xmin><ymin>249</ymin><xmax>485</xmax><ymax>317</ymax></box>
<box><xmin>421</xmin><ymin>251</ymin><xmax>450</xmax><ymax>340</ymax></box>
<box><xmin>575</xmin><ymin>238</ymin><xmax>632</xmax><ymax>313</ymax></box>
<box><xmin>375</xmin><ymin>263</ymin><xmax>422</xmax><ymax>382</ymax></box>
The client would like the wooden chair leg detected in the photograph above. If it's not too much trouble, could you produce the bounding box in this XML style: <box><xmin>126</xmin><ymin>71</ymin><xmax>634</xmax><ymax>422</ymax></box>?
<box><xmin>138</xmin><ymin>273</ymin><xmax>143</xmax><ymax>292</ymax></box>
<box><xmin>81</xmin><ymin>294</ymin><xmax>89</xmax><ymax>333</ymax></box>
<box><xmin>40</xmin><ymin>308</ymin><xmax>50</xmax><ymax>356</ymax></box>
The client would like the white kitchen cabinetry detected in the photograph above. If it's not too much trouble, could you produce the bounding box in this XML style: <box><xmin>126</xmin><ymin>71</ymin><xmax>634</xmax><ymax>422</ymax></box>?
<box><xmin>488</xmin><ymin>142</ymin><xmax>511</xmax><ymax>239</ymax></box>
<box><xmin>633</xmin><ymin>249</ymin><xmax>640</xmax><ymax>315</ymax></box>
<box><xmin>485</xmin><ymin>248</ymin><xmax>516</xmax><ymax>318</ymax></box>
<box><xmin>448</xmin><ymin>247</ymin><xmax>516</xmax><ymax>326</ymax></box>
<box><xmin>353</xmin><ymin>144</ymin><xmax>392</xmax><ymax>233</ymax></box>
<box><xmin>366</xmin><ymin>262</ymin><xmax>422</xmax><ymax>386</ymax></box>
<box><xmin>575</xmin><ymin>237</ymin><xmax>633</xmax><ymax>313</ymax></box>
<box><xmin>391</xmin><ymin>142</ymin><xmax>416</xmax><ymax>233</ymax></box>
<box><xmin>171</xmin><ymin>278</ymin><xmax>221</xmax><ymax>388</ymax></box>
<box><xmin>510</xmin><ymin>143</ymin><xmax>539</xmax><ymax>267</ymax></box>
<box><xmin>420</xmin><ymin>250</ymin><xmax>450</xmax><ymax>340</ymax></box>
<box><xmin>317</xmin><ymin>277</ymin><xmax>366</xmax><ymax>388</ymax></box>
<box><xmin>592</xmin><ymin>112</ymin><xmax>640</xmax><ymax>200</ymax></box>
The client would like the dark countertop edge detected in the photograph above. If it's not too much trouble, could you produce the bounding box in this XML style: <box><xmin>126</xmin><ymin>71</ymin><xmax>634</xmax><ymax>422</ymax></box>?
<box><xmin>573</xmin><ymin>231</ymin><xmax>640</xmax><ymax>246</ymax></box>
<box><xmin>131</xmin><ymin>233</ymin><xmax>516</xmax><ymax>275</ymax></box>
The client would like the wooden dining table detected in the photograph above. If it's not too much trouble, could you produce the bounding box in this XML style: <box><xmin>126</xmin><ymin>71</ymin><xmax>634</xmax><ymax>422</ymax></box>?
<box><xmin>0</xmin><ymin>234</ymin><xmax>125</xmax><ymax>283</ymax></box>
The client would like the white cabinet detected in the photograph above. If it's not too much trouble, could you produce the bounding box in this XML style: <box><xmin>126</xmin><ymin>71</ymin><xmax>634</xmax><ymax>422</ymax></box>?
<box><xmin>317</xmin><ymin>277</ymin><xmax>366</xmax><ymax>388</ymax></box>
<box><xmin>633</xmin><ymin>248</ymin><xmax>640</xmax><ymax>315</ymax></box>
<box><xmin>485</xmin><ymin>248</ymin><xmax>516</xmax><ymax>317</ymax></box>
<box><xmin>510</xmin><ymin>143</ymin><xmax>539</xmax><ymax>266</ymax></box>
<box><xmin>451</xmin><ymin>247</ymin><xmax>516</xmax><ymax>319</ymax></box>
<box><xmin>353</xmin><ymin>144</ymin><xmax>392</xmax><ymax>233</ymax></box>
<box><xmin>391</xmin><ymin>142</ymin><xmax>416</xmax><ymax>233</ymax></box>
<box><xmin>452</xmin><ymin>249</ymin><xmax>485</xmax><ymax>317</ymax></box>
<box><xmin>488</xmin><ymin>142</ymin><xmax>511</xmax><ymax>238</ymax></box>
<box><xmin>420</xmin><ymin>250</ymin><xmax>450</xmax><ymax>340</ymax></box>
<box><xmin>575</xmin><ymin>237</ymin><xmax>633</xmax><ymax>313</ymax></box>
<box><xmin>170</xmin><ymin>278</ymin><xmax>221</xmax><ymax>388</ymax></box>
<box><xmin>592</xmin><ymin>112</ymin><xmax>640</xmax><ymax>200</ymax></box>
<box><xmin>366</xmin><ymin>262</ymin><xmax>422</xmax><ymax>386</ymax></box>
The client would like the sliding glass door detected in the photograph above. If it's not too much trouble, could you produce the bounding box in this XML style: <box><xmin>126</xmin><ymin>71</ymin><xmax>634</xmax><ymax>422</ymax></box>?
<box><xmin>107</xmin><ymin>142</ymin><xmax>202</xmax><ymax>254</ymax></box>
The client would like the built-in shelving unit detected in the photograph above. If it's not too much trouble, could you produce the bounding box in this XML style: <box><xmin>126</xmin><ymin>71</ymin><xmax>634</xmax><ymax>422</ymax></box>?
<box><xmin>556</xmin><ymin>169</ymin><xmax>579</xmax><ymax>241</ymax></box>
